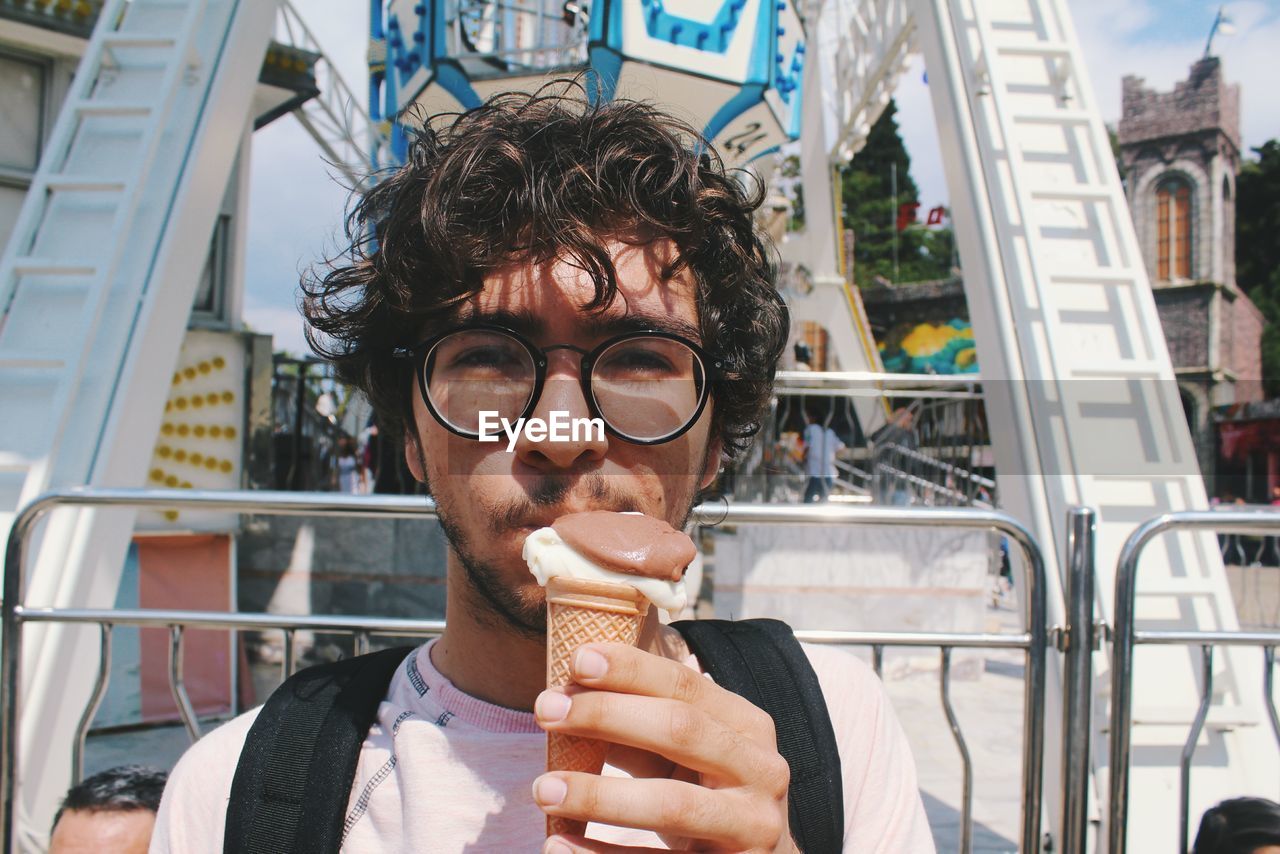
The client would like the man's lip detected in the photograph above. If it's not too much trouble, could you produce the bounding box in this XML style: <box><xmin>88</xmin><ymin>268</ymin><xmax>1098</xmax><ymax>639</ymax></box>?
<box><xmin>513</xmin><ymin>508</ymin><xmax>635</xmax><ymax>531</ymax></box>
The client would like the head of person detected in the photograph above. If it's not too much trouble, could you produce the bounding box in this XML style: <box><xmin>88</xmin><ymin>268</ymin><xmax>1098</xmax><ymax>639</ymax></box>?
<box><xmin>793</xmin><ymin>340</ymin><xmax>812</xmax><ymax>366</ymax></box>
<box><xmin>802</xmin><ymin>402</ymin><xmax>826</xmax><ymax>426</ymax></box>
<box><xmin>1193</xmin><ymin>797</ymin><xmax>1280</xmax><ymax>854</ymax></box>
<box><xmin>49</xmin><ymin>765</ymin><xmax>166</xmax><ymax>854</ymax></box>
<box><xmin>304</xmin><ymin>80</ymin><xmax>788</xmax><ymax>637</ymax></box>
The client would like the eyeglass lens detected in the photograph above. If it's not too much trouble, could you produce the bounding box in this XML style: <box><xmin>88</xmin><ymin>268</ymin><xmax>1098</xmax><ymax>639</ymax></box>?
<box><xmin>423</xmin><ymin>329</ymin><xmax>705</xmax><ymax>441</ymax></box>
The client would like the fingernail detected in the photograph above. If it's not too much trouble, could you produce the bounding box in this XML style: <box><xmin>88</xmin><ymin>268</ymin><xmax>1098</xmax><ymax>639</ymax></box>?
<box><xmin>533</xmin><ymin>774</ymin><xmax>568</xmax><ymax>807</ymax></box>
<box><xmin>574</xmin><ymin>647</ymin><xmax>608</xmax><ymax>680</ymax></box>
<box><xmin>535</xmin><ymin>690</ymin><xmax>571</xmax><ymax>722</ymax></box>
<box><xmin>543</xmin><ymin>837</ymin><xmax>572</xmax><ymax>854</ymax></box>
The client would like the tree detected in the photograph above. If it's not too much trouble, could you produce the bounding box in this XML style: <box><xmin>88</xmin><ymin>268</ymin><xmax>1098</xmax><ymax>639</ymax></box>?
<box><xmin>1235</xmin><ymin>140</ymin><xmax>1280</xmax><ymax>396</ymax></box>
<box><xmin>839</xmin><ymin>99</ymin><xmax>954</xmax><ymax>285</ymax></box>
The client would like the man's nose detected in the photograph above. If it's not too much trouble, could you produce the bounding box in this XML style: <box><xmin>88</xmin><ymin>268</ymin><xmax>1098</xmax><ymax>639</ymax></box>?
<box><xmin>511</xmin><ymin>365</ymin><xmax>608</xmax><ymax>470</ymax></box>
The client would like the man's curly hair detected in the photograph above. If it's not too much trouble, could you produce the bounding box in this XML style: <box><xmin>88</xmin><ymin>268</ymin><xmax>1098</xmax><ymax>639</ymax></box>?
<box><xmin>303</xmin><ymin>80</ymin><xmax>788</xmax><ymax>457</ymax></box>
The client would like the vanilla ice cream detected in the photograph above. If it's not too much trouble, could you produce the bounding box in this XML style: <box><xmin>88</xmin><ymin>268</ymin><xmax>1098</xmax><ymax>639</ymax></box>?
<box><xmin>523</xmin><ymin>512</ymin><xmax>694</xmax><ymax>612</ymax></box>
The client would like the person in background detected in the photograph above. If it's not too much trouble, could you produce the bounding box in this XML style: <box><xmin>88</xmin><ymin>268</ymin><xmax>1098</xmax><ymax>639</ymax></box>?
<box><xmin>1192</xmin><ymin>796</ymin><xmax>1280</xmax><ymax>854</ymax></box>
<box><xmin>802</xmin><ymin>405</ymin><xmax>844</xmax><ymax>503</ymax></box>
<box><xmin>49</xmin><ymin>765</ymin><xmax>166</xmax><ymax>854</ymax></box>
<box><xmin>792</xmin><ymin>340</ymin><xmax>813</xmax><ymax>371</ymax></box>
<box><xmin>335</xmin><ymin>434</ymin><xmax>367</xmax><ymax>494</ymax></box>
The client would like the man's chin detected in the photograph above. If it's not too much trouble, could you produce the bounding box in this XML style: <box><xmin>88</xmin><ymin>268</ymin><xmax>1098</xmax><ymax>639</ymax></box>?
<box><xmin>459</xmin><ymin>556</ymin><xmax>549</xmax><ymax>640</ymax></box>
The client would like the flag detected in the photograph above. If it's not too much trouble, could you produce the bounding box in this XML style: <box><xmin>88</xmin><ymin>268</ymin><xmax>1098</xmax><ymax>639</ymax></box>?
<box><xmin>896</xmin><ymin>202</ymin><xmax>920</xmax><ymax>232</ymax></box>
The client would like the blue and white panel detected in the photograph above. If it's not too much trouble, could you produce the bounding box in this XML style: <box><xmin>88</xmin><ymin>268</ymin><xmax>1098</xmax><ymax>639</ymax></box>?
<box><xmin>370</xmin><ymin>0</ymin><xmax>806</xmax><ymax>167</ymax></box>
<box><xmin>615</xmin><ymin>0</ymin><xmax>774</xmax><ymax>84</ymax></box>
<box><xmin>763</xmin><ymin>1</ymin><xmax>805</xmax><ymax>141</ymax></box>
<box><xmin>591</xmin><ymin>0</ymin><xmax>806</xmax><ymax>165</ymax></box>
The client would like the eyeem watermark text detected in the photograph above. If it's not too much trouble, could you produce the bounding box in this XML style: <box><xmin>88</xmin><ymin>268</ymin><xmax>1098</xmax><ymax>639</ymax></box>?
<box><xmin>478</xmin><ymin>411</ymin><xmax>605</xmax><ymax>452</ymax></box>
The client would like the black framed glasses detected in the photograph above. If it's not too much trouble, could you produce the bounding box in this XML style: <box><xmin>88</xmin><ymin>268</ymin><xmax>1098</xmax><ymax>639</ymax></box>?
<box><xmin>393</xmin><ymin>325</ymin><xmax>717</xmax><ymax>445</ymax></box>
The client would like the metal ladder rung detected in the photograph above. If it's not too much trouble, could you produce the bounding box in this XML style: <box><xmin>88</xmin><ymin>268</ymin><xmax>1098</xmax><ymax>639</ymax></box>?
<box><xmin>99</xmin><ymin>34</ymin><xmax>179</xmax><ymax>49</ymax></box>
<box><xmin>73</xmin><ymin>101</ymin><xmax>155</xmax><ymax>118</ymax></box>
<box><xmin>995</xmin><ymin>41</ymin><xmax>1072</xmax><ymax>58</ymax></box>
<box><xmin>1127</xmin><ymin>704</ymin><xmax>1257</xmax><ymax>728</ymax></box>
<box><xmin>39</xmin><ymin>177</ymin><xmax>128</xmax><ymax>193</ymax></box>
<box><xmin>1028</xmin><ymin>187</ymin><xmax>1115</xmax><ymax>203</ymax></box>
<box><xmin>0</xmin><ymin>352</ymin><xmax>67</xmax><ymax>371</ymax></box>
<box><xmin>1011</xmin><ymin>110</ymin><xmax>1091</xmax><ymax>126</ymax></box>
<box><xmin>0</xmin><ymin>453</ymin><xmax>35</xmax><ymax>474</ymax></box>
<box><xmin>1048</xmin><ymin>270</ymin><xmax>1141</xmax><ymax>285</ymax></box>
<box><xmin>9</xmin><ymin>258</ymin><xmax>98</xmax><ymax>277</ymax></box>
<box><xmin>1063</xmin><ymin>362</ymin><xmax>1164</xmax><ymax>377</ymax></box>
<box><xmin>1134</xmin><ymin>580</ymin><xmax>1228</xmax><ymax>597</ymax></box>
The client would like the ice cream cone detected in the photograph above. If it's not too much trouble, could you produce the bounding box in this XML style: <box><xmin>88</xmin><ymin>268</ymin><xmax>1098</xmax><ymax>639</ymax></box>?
<box><xmin>545</xmin><ymin>576</ymin><xmax>650</xmax><ymax>838</ymax></box>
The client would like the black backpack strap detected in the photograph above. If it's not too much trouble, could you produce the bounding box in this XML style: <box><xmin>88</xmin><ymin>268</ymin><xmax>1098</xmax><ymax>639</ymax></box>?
<box><xmin>224</xmin><ymin>645</ymin><xmax>414</xmax><ymax>854</ymax></box>
<box><xmin>670</xmin><ymin>618</ymin><xmax>843</xmax><ymax>854</ymax></box>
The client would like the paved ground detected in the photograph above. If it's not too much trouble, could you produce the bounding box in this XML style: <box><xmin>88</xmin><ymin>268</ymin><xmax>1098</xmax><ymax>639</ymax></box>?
<box><xmin>888</xmin><ymin>598</ymin><xmax>1024</xmax><ymax>853</ymax></box>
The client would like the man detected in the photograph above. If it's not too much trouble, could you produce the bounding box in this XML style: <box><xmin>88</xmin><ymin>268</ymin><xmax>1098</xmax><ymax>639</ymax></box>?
<box><xmin>1192</xmin><ymin>797</ymin><xmax>1280</xmax><ymax>854</ymax></box>
<box><xmin>154</xmin><ymin>84</ymin><xmax>933</xmax><ymax>851</ymax></box>
<box><xmin>50</xmin><ymin>765</ymin><xmax>166</xmax><ymax>853</ymax></box>
<box><xmin>801</xmin><ymin>407</ymin><xmax>845</xmax><ymax>504</ymax></box>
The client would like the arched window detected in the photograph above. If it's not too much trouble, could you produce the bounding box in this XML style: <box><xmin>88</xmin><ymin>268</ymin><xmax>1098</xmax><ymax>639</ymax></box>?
<box><xmin>1156</xmin><ymin>176</ymin><xmax>1193</xmax><ymax>280</ymax></box>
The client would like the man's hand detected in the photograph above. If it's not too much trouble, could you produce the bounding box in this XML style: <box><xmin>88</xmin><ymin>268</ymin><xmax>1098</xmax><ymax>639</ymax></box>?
<box><xmin>532</xmin><ymin>642</ymin><xmax>799</xmax><ymax>853</ymax></box>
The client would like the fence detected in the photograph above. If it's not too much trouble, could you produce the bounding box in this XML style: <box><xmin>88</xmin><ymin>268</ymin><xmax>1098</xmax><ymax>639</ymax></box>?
<box><xmin>2</xmin><ymin>488</ymin><xmax>1053</xmax><ymax>852</ymax></box>
<box><xmin>735</xmin><ymin>372</ymin><xmax>995</xmax><ymax>507</ymax></box>
<box><xmin>1108</xmin><ymin>508</ymin><xmax>1280</xmax><ymax>854</ymax></box>
<box><xmin>8</xmin><ymin>491</ymin><xmax>1280</xmax><ymax>851</ymax></box>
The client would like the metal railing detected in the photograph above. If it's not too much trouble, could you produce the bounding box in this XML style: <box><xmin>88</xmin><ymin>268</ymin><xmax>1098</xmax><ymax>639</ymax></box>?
<box><xmin>876</xmin><ymin>442</ymin><xmax>996</xmax><ymax>505</ymax></box>
<box><xmin>26</xmin><ymin>607</ymin><xmax>448</xmax><ymax>777</ymax></box>
<box><xmin>754</xmin><ymin>374</ymin><xmax>995</xmax><ymax>510</ymax></box>
<box><xmin>1108</xmin><ymin>508</ymin><xmax>1280</xmax><ymax>854</ymax></box>
<box><xmin>3</xmin><ymin>488</ymin><xmax>1053</xmax><ymax>853</ymax></box>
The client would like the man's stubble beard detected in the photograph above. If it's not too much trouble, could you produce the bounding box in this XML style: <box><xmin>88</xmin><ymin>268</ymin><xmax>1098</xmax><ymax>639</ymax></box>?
<box><xmin>416</xmin><ymin>442</ymin><xmax>713</xmax><ymax>642</ymax></box>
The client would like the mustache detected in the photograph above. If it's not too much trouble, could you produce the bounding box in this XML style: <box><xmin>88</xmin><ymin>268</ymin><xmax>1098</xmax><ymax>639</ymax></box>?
<box><xmin>489</xmin><ymin>473</ymin><xmax>641</xmax><ymax>533</ymax></box>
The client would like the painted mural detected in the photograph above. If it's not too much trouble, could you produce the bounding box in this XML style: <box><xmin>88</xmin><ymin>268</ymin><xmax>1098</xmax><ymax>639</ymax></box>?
<box><xmin>878</xmin><ymin>318</ymin><xmax>979</xmax><ymax>375</ymax></box>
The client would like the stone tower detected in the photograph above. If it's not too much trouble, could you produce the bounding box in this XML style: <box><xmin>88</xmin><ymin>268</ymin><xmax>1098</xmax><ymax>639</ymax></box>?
<box><xmin>1120</xmin><ymin>56</ymin><xmax>1240</xmax><ymax>285</ymax></box>
<box><xmin>1118</xmin><ymin>57</ymin><xmax>1264</xmax><ymax>490</ymax></box>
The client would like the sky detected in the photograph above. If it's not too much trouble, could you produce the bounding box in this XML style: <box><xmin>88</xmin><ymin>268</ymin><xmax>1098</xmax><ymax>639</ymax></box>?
<box><xmin>244</xmin><ymin>0</ymin><xmax>1280</xmax><ymax>354</ymax></box>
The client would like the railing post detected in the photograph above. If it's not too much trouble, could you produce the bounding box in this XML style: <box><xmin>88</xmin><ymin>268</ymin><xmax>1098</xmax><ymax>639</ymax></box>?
<box><xmin>1060</xmin><ymin>507</ymin><xmax>1095</xmax><ymax>854</ymax></box>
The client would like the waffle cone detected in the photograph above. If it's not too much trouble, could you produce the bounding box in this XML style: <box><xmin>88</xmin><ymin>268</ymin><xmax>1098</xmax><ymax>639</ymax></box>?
<box><xmin>545</xmin><ymin>576</ymin><xmax>650</xmax><ymax>837</ymax></box>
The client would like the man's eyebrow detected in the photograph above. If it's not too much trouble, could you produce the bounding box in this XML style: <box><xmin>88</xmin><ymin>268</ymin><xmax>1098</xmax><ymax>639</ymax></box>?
<box><xmin>582</xmin><ymin>312</ymin><xmax>702</xmax><ymax>342</ymax></box>
<box><xmin>454</xmin><ymin>308</ymin><xmax>545</xmax><ymax>337</ymax></box>
<box><xmin>456</xmin><ymin>308</ymin><xmax>701</xmax><ymax>343</ymax></box>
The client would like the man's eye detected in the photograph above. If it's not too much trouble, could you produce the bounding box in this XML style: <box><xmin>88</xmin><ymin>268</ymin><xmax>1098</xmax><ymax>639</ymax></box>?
<box><xmin>450</xmin><ymin>347</ymin><xmax>523</xmax><ymax>370</ymax></box>
<box><xmin>599</xmin><ymin>348</ymin><xmax>679</xmax><ymax>376</ymax></box>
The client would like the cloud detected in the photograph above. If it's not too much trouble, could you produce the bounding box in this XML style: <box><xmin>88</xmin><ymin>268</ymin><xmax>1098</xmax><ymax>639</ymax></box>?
<box><xmin>243</xmin><ymin>115</ymin><xmax>353</xmax><ymax>356</ymax></box>
<box><xmin>243</xmin><ymin>3</ymin><xmax>369</xmax><ymax>355</ymax></box>
<box><xmin>894</xmin><ymin>54</ymin><xmax>947</xmax><ymax>209</ymax></box>
<box><xmin>245</xmin><ymin>2</ymin><xmax>1279</xmax><ymax>325</ymax></box>
<box><xmin>1069</xmin><ymin>0</ymin><xmax>1279</xmax><ymax>150</ymax></box>
<box><xmin>893</xmin><ymin>0</ymin><xmax>1280</xmax><ymax>208</ymax></box>
<box><xmin>242</xmin><ymin>297</ymin><xmax>312</xmax><ymax>358</ymax></box>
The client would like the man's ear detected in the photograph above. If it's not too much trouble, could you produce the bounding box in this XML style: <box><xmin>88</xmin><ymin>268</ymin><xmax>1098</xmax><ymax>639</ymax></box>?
<box><xmin>404</xmin><ymin>429</ymin><xmax>427</xmax><ymax>483</ymax></box>
<box><xmin>699</xmin><ymin>438</ymin><xmax>723</xmax><ymax>491</ymax></box>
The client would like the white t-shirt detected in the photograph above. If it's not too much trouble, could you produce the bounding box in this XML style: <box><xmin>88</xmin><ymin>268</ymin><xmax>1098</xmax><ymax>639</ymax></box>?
<box><xmin>803</xmin><ymin>423</ymin><xmax>845</xmax><ymax>478</ymax></box>
<box><xmin>151</xmin><ymin>638</ymin><xmax>935</xmax><ymax>852</ymax></box>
